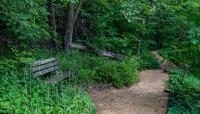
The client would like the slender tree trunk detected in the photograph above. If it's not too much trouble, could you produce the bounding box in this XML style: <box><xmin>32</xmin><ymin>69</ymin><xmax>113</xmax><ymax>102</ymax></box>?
<box><xmin>48</xmin><ymin>0</ymin><xmax>56</xmax><ymax>48</ymax></box>
<box><xmin>137</xmin><ymin>16</ymin><xmax>149</xmax><ymax>57</ymax></box>
<box><xmin>64</xmin><ymin>4</ymin><xmax>74</xmax><ymax>51</ymax></box>
<box><xmin>63</xmin><ymin>0</ymin><xmax>83</xmax><ymax>52</ymax></box>
<box><xmin>137</xmin><ymin>34</ymin><xmax>143</xmax><ymax>57</ymax></box>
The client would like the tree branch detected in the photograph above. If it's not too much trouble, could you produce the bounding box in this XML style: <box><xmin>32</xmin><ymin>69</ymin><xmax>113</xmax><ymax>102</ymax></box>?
<box><xmin>72</xmin><ymin>0</ymin><xmax>83</xmax><ymax>26</ymax></box>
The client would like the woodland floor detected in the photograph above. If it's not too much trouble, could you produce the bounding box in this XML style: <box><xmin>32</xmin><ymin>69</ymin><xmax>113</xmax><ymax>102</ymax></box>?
<box><xmin>89</xmin><ymin>52</ymin><xmax>169</xmax><ymax>114</ymax></box>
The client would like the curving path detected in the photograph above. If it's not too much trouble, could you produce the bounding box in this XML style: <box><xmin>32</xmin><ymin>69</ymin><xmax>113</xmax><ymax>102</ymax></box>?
<box><xmin>89</xmin><ymin>70</ymin><xmax>168</xmax><ymax>114</ymax></box>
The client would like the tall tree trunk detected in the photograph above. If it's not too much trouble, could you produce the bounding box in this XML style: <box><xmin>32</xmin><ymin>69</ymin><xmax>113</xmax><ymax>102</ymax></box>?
<box><xmin>63</xmin><ymin>0</ymin><xmax>83</xmax><ymax>52</ymax></box>
<box><xmin>137</xmin><ymin>16</ymin><xmax>149</xmax><ymax>57</ymax></box>
<box><xmin>48</xmin><ymin>0</ymin><xmax>56</xmax><ymax>48</ymax></box>
<box><xmin>63</xmin><ymin>4</ymin><xmax>74</xmax><ymax>52</ymax></box>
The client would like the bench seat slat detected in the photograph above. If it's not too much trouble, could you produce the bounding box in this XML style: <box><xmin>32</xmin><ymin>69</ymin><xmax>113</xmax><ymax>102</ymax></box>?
<box><xmin>46</xmin><ymin>72</ymin><xmax>71</xmax><ymax>84</ymax></box>
<box><xmin>31</xmin><ymin>58</ymin><xmax>57</xmax><ymax>67</ymax></box>
<box><xmin>31</xmin><ymin>61</ymin><xmax>58</xmax><ymax>73</ymax></box>
<box><xmin>33</xmin><ymin>66</ymin><xmax>59</xmax><ymax>78</ymax></box>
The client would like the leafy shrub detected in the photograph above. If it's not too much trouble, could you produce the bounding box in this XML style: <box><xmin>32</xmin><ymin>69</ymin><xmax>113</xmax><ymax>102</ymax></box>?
<box><xmin>0</xmin><ymin>66</ymin><xmax>94</xmax><ymax>114</ymax></box>
<box><xmin>0</xmin><ymin>59</ymin><xmax>17</xmax><ymax>74</ymax></box>
<box><xmin>160</xmin><ymin>27</ymin><xmax>200</xmax><ymax>74</ymax></box>
<box><xmin>167</xmin><ymin>69</ymin><xmax>200</xmax><ymax>114</ymax></box>
<box><xmin>0</xmin><ymin>0</ymin><xmax>49</xmax><ymax>41</ymax></box>
<box><xmin>95</xmin><ymin>57</ymin><xmax>139</xmax><ymax>88</ymax></box>
<box><xmin>91</xmin><ymin>36</ymin><xmax>137</xmax><ymax>56</ymax></box>
<box><xmin>139</xmin><ymin>51</ymin><xmax>160</xmax><ymax>70</ymax></box>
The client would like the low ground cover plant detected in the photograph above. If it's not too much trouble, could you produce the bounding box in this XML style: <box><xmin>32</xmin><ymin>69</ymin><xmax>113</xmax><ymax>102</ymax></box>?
<box><xmin>0</xmin><ymin>57</ymin><xmax>95</xmax><ymax>114</ymax></box>
<box><xmin>167</xmin><ymin>69</ymin><xmax>200</xmax><ymax>114</ymax></box>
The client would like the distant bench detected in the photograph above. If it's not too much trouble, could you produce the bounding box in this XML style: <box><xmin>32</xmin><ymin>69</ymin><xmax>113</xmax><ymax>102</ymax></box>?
<box><xmin>31</xmin><ymin>58</ymin><xmax>71</xmax><ymax>83</ymax></box>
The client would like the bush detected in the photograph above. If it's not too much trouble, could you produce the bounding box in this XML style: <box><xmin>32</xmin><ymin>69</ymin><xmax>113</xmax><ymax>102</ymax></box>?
<box><xmin>95</xmin><ymin>57</ymin><xmax>139</xmax><ymax>88</ymax></box>
<box><xmin>139</xmin><ymin>51</ymin><xmax>160</xmax><ymax>70</ymax></box>
<box><xmin>160</xmin><ymin>46</ymin><xmax>200</xmax><ymax>75</ymax></box>
<box><xmin>167</xmin><ymin>69</ymin><xmax>200</xmax><ymax>114</ymax></box>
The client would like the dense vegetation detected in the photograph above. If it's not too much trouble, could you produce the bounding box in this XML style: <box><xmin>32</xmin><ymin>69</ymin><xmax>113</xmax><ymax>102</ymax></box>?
<box><xmin>167</xmin><ymin>69</ymin><xmax>200</xmax><ymax>114</ymax></box>
<box><xmin>0</xmin><ymin>0</ymin><xmax>199</xmax><ymax>113</ymax></box>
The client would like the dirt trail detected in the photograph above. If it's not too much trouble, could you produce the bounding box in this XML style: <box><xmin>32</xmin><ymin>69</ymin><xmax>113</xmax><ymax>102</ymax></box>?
<box><xmin>89</xmin><ymin>52</ymin><xmax>169</xmax><ymax>114</ymax></box>
<box><xmin>89</xmin><ymin>70</ymin><xmax>168</xmax><ymax>114</ymax></box>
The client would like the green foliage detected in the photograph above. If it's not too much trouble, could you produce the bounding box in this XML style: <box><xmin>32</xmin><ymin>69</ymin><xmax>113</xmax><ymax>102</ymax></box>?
<box><xmin>95</xmin><ymin>57</ymin><xmax>139</xmax><ymax>88</ymax></box>
<box><xmin>0</xmin><ymin>63</ymin><xmax>94</xmax><ymax>114</ymax></box>
<box><xmin>34</xmin><ymin>50</ymin><xmax>139</xmax><ymax>88</ymax></box>
<box><xmin>0</xmin><ymin>50</ymin><xmax>97</xmax><ymax>114</ymax></box>
<box><xmin>160</xmin><ymin>27</ymin><xmax>200</xmax><ymax>74</ymax></box>
<box><xmin>91</xmin><ymin>34</ymin><xmax>137</xmax><ymax>55</ymax></box>
<box><xmin>78</xmin><ymin>0</ymin><xmax>139</xmax><ymax>55</ymax></box>
<box><xmin>0</xmin><ymin>0</ymin><xmax>50</xmax><ymax>41</ymax></box>
<box><xmin>0</xmin><ymin>49</ymin><xmax>36</xmax><ymax>74</ymax></box>
<box><xmin>0</xmin><ymin>0</ymin><xmax>200</xmax><ymax>113</ymax></box>
<box><xmin>167</xmin><ymin>69</ymin><xmax>200</xmax><ymax>114</ymax></box>
<box><xmin>57</xmin><ymin>51</ymin><xmax>107</xmax><ymax>84</ymax></box>
<box><xmin>59</xmin><ymin>51</ymin><xmax>139</xmax><ymax>88</ymax></box>
<box><xmin>138</xmin><ymin>51</ymin><xmax>160</xmax><ymax>70</ymax></box>
<box><xmin>14</xmin><ymin>49</ymin><xmax>99</xmax><ymax>85</ymax></box>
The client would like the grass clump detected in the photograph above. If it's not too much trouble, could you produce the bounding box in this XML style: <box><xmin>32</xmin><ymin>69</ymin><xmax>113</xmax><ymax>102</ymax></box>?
<box><xmin>167</xmin><ymin>69</ymin><xmax>200</xmax><ymax>114</ymax></box>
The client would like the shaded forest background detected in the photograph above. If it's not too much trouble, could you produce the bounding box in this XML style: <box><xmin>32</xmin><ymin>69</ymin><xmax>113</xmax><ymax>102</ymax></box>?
<box><xmin>0</xmin><ymin>0</ymin><xmax>200</xmax><ymax>114</ymax></box>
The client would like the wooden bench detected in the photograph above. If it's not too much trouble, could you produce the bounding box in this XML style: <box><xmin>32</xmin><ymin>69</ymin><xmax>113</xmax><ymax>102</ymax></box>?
<box><xmin>31</xmin><ymin>58</ymin><xmax>71</xmax><ymax>83</ymax></box>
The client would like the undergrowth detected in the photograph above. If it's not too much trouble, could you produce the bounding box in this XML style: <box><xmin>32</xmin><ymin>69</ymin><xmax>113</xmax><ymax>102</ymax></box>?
<box><xmin>0</xmin><ymin>51</ymin><xmax>95</xmax><ymax>114</ymax></box>
<box><xmin>160</xmin><ymin>48</ymin><xmax>200</xmax><ymax>75</ymax></box>
<box><xmin>95</xmin><ymin>57</ymin><xmax>139</xmax><ymax>88</ymax></box>
<box><xmin>0</xmin><ymin>70</ymin><xmax>95</xmax><ymax>114</ymax></box>
<box><xmin>0</xmin><ymin>49</ymin><xmax>140</xmax><ymax>113</ymax></box>
<box><xmin>138</xmin><ymin>51</ymin><xmax>160</xmax><ymax>70</ymax></box>
<box><xmin>33</xmin><ymin>49</ymin><xmax>139</xmax><ymax>88</ymax></box>
<box><xmin>167</xmin><ymin>69</ymin><xmax>200</xmax><ymax>114</ymax></box>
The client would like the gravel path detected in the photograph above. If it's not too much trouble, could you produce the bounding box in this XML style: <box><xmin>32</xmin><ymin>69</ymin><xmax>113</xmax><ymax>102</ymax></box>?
<box><xmin>89</xmin><ymin>70</ymin><xmax>169</xmax><ymax>114</ymax></box>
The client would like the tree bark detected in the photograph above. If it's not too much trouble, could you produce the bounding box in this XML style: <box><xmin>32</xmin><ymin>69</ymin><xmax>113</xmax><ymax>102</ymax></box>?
<box><xmin>136</xmin><ymin>16</ymin><xmax>149</xmax><ymax>57</ymax></box>
<box><xmin>63</xmin><ymin>0</ymin><xmax>83</xmax><ymax>52</ymax></box>
<box><xmin>63</xmin><ymin>3</ymin><xmax>74</xmax><ymax>51</ymax></box>
<box><xmin>48</xmin><ymin>0</ymin><xmax>56</xmax><ymax>48</ymax></box>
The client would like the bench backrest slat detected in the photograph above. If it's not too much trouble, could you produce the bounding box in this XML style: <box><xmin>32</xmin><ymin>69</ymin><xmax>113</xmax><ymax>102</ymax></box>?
<box><xmin>31</xmin><ymin>58</ymin><xmax>57</xmax><ymax>67</ymax></box>
<box><xmin>31</xmin><ymin>58</ymin><xmax>60</xmax><ymax>78</ymax></box>
<box><xmin>31</xmin><ymin>61</ymin><xmax>58</xmax><ymax>73</ymax></box>
<box><xmin>32</xmin><ymin>66</ymin><xmax>59</xmax><ymax>78</ymax></box>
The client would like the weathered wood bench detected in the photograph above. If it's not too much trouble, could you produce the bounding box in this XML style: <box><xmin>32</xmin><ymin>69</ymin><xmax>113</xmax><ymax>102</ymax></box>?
<box><xmin>31</xmin><ymin>58</ymin><xmax>71</xmax><ymax>83</ymax></box>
